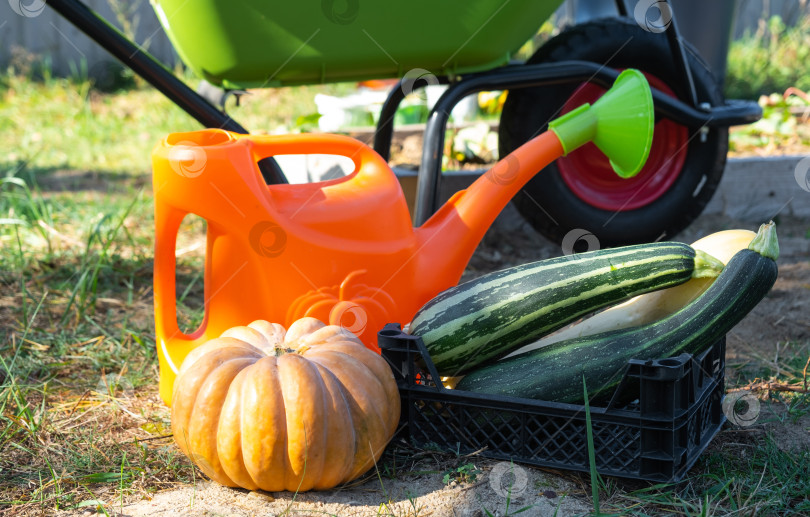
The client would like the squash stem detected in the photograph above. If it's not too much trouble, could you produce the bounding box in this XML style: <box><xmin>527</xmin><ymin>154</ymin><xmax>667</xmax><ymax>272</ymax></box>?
<box><xmin>748</xmin><ymin>221</ymin><xmax>780</xmax><ymax>260</ymax></box>
<box><xmin>692</xmin><ymin>249</ymin><xmax>725</xmax><ymax>279</ymax></box>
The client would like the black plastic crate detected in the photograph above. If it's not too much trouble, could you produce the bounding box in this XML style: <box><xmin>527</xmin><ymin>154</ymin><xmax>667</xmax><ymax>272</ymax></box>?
<box><xmin>378</xmin><ymin>324</ymin><xmax>726</xmax><ymax>483</ymax></box>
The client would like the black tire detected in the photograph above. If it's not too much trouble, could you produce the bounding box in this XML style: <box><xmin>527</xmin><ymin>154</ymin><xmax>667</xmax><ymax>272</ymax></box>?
<box><xmin>499</xmin><ymin>18</ymin><xmax>728</xmax><ymax>247</ymax></box>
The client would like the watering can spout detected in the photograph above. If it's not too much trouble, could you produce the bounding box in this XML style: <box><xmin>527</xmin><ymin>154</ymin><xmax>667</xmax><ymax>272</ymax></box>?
<box><xmin>548</xmin><ymin>69</ymin><xmax>654</xmax><ymax>178</ymax></box>
<box><xmin>416</xmin><ymin>69</ymin><xmax>654</xmax><ymax>275</ymax></box>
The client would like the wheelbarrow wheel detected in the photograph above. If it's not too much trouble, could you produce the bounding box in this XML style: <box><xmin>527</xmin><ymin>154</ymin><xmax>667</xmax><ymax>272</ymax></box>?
<box><xmin>499</xmin><ymin>18</ymin><xmax>728</xmax><ymax>247</ymax></box>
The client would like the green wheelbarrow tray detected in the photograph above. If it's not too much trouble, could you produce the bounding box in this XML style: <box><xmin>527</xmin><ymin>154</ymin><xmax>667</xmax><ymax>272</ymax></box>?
<box><xmin>151</xmin><ymin>0</ymin><xmax>564</xmax><ymax>89</ymax></box>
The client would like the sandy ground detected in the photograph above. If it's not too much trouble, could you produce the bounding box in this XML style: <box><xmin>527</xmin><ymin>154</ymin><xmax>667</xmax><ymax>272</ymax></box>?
<box><xmin>60</xmin><ymin>208</ymin><xmax>809</xmax><ymax>517</ymax></box>
<box><xmin>98</xmin><ymin>467</ymin><xmax>594</xmax><ymax>517</ymax></box>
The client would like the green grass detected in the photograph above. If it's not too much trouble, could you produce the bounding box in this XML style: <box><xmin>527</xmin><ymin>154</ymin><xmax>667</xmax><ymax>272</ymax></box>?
<box><xmin>0</xmin><ymin>66</ymin><xmax>353</xmax><ymax>179</ymax></box>
<box><xmin>725</xmin><ymin>15</ymin><xmax>810</xmax><ymax>100</ymax></box>
<box><xmin>0</xmin><ymin>69</ymin><xmax>218</xmax><ymax>510</ymax></box>
<box><xmin>729</xmin><ymin>92</ymin><xmax>810</xmax><ymax>155</ymax></box>
<box><xmin>595</xmin><ymin>434</ymin><xmax>810</xmax><ymax>516</ymax></box>
<box><xmin>1</xmin><ymin>67</ymin><xmax>809</xmax><ymax>515</ymax></box>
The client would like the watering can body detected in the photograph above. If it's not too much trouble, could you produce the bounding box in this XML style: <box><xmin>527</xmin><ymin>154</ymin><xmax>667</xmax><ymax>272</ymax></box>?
<box><xmin>152</xmin><ymin>70</ymin><xmax>654</xmax><ymax>405</ymax></box>
<box><xmin>152</xmin><ymin>130</ymin><xmax>471</xmax><ymax>403</ymax></box>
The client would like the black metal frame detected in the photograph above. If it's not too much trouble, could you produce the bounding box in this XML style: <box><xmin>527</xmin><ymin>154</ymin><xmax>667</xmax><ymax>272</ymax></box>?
<box><xmin>45</xmin><ymin>0</ymin><xmax>760</xmax><ymax>225</ymax></box>
<box><xmin>610</xmin><ymin>0</ymin><xmax>697</xmax><ymax>105</ymax></box>
<box><xmin>374</xmin><ymin>61</ymin><xmax>760</xmax><ymax>224</ymax></box>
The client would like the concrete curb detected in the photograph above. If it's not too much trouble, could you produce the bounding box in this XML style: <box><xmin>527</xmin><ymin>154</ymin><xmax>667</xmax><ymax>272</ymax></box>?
<box><xmin>704</xmin><ymin>155</ymin><xmax>809</xmax><ymax>220</ymax></box>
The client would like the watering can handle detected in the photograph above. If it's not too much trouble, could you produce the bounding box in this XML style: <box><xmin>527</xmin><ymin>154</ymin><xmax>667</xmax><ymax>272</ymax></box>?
<box><xmin>152</xmin><ymin>200</ymin><xmax>207</xmax><ymax>377</ymax></box>
<box><xmin>243</xmin><ymin>133</ymin><xmax>389</xmax><ymax>179</ymax></box>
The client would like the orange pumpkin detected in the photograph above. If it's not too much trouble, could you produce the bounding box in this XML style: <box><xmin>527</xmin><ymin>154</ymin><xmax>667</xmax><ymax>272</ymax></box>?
<box><xmin>171</xmin><ymin>317</ymin><xmax>401</xmax><ymax>491</ymax></box>
<box><xmin>286</xmin><ymin>270</ymin><xmax>397</xmax><ymax>352</ymax></box>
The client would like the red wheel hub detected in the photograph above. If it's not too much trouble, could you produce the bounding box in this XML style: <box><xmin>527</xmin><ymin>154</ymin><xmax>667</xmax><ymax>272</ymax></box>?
<box><xmin>557</xmin><ymin>73</ymin><xmax>688</xmax><ymax>211</ymax></box>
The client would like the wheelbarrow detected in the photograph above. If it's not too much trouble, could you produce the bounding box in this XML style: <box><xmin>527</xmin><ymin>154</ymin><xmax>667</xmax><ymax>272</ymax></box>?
<box><xmin>45</xmin><ymin>0</ymin><xmax>761</xmax><ymax>246</ymax></box>
<box><xmin>42</xmin><ymin>0</ymin><xmax>761</xmax><ymax>404</ymax></box>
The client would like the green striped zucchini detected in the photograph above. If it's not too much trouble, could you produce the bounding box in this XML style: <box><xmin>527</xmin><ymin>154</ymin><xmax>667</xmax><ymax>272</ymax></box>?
<box><xmin>409</xmin><ymin>242</ymin><xmax>723</xmax><ymax>376</ymax></box>
<box><xmin>454</xmin><ymin>222</ymin><xmax>779</xmax><ymax>404</ymax></box>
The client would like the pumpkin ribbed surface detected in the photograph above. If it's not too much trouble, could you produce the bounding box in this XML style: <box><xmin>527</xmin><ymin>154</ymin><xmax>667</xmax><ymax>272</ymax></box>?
<box><xmin>171</xmin><ymin>318</ymin><xmax>400</xmax><ymax>491</ymax></box>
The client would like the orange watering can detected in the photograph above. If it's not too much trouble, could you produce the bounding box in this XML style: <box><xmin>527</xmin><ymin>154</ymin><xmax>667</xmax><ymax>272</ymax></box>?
<box><xmin>152</xmin><ymin>70</ymin><xmax>653</xmax><ymax>404</ymax></box>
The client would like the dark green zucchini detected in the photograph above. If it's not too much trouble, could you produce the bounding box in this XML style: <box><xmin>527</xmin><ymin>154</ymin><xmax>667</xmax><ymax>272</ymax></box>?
<box><xmin>454</xmin><ymin>222</ymin><xmax>779</xmax><ymax>404</ymax></box>
<box><xmin>410</xmin><ymin>242</ymin><xmax>723</xmax><ymax>376</ymax></box>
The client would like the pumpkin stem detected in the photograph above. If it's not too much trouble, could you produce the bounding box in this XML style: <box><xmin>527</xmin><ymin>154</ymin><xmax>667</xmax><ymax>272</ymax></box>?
<box><xmin>273</xmin><ymin>347</ymin><xmax>295</xmax><ymax>357</ymax></box>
